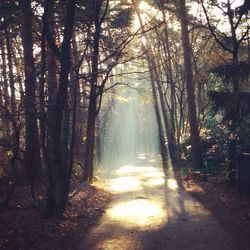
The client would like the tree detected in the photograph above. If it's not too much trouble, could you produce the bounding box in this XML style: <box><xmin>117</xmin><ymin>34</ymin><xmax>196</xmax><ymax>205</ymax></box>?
<box><xmin>200</xmin><ymin>0</ymin><xmax>250</xmax><ymax>92</ymax></box>
<box><xmin>178</xmin><ymin>0</ymin><xmax>203</xmax><ymax>168</ymax></box>
<box><xmin>82</xmin><ymin>0</ymin><xmax>135</xmax><ymax>182</ymax></box>
<box><xmin>44</xmin><ymin>0</ymin><xmax>76</xmax><ymax>217</ymax></box>
<box><xmin>132</xmin><ymin>0</ymin><xmax>169</xmax><ymax>166</ymax></box>
<box><xmin>20</xmin><ymin>0</ymin><xmax>41</xmax><ymax>199</ymax></box>
<box><xmin>200</xmin><ymin>0</ymin><xmax>250</xmax><ymax>179</ymax></box>
<box><xmin>82</xmin><ymin>0</ymin><xmax>105</xmax><ymax>183</ymax></box>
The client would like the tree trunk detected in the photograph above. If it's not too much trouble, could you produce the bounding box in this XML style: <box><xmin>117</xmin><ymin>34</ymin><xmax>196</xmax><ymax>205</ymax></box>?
<box><xmin>159</xmin><ymin>6</ymin><xmax>178</xmax><ymax>159</ymax></box>
<box><xmin>153</xmin><ymin>62</ymin><xmax>176</xmax><ymax>164</ymax></box>
<box><xmin>83</xmin><ymin>0</ymin><xmax>102</xmax><ymax>183</ymax></box>
<box><xmin>68</xmin><ymin>34</ymin><xmax>79</xmax><ymax>182</ymax></box>
<box><xmin>45</xmin><ymin>0</ymin><xmax>76</xmax><ymax>217</ymax></box>
<box><xmin>179</xmin><ymin>0</ymin><xmax>203</xmax><ymax>169</ymax></box>
<box><xmin>95</xmin><ymin>114</ymin><xmax>102</xmax><ymax>164</ymax></box>
<box><xmin>5</xmin><ymin>27</ymin><xmax>16</xmax><ymax>115</ymax></box>
<box><xmin>0</xmin><ymin>39</ymin><xmax>11</xmax><ymax>139</ymax></box>
<box><xmin>39</xmin><ymin>14</ymin><xmax>49</xmax><ymax>173</ymax></box>
<box><xmin>83</xmin><ymin>93</ymin><xmax>97</xmax><ymax>183</ymax></box>
<box><xmin>132</xmin><ymin>0</ymin><xmax>168</xmax><ymax>165</ymax></box>
<box><xmin>149</xmin><ymin>68</ymin><xmax>168</xmax><ymax>165</ymax></box>
<box><xmin>20</xmin><ymin>0</ymin><xmax>41</xmax><ymax>194</ymax></box>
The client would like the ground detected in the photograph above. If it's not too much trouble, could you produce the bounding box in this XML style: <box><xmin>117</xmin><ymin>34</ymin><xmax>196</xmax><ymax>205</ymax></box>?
<box><xmin>0</xmin><ymin>180</ymin><xmax>111</xmax><ymax>250</ymax></box>
<box><xmin>175</xmin><ymin>173</ymin><xmax>250</xmax><ymax>250</ymax></box>
<box><xmin>78</xmin><ymin>155</ymin><xmax>244</xmax><ymax>250</ymax></box>
<box><xmin>1</xmin><ymin>156</ymin><xmax>250</xmax><ymax>250</ymax></box>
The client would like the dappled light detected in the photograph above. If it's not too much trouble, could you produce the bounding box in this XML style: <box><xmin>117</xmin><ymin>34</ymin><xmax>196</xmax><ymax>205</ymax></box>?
<box><xmin>97</xmin><ymin>236</ymin><xmax>137</xmax><ymax>250</ymax></box>
<box><xmin>107</xmin><ymin>199</ymin><xmax>168</xmax><ymax>228</ymax></box>
<box><xmin>146</xmin><ymin>177</ymin><xmax>165</xmax><ymax>187</ymax></box>
<box><xmin>103</xmin><ymin>161</ymin><xmax>169</xmax><ymax>230</ymax></box>
<box><xmin>142</xmin><ymin>170</ymin><xmax>163</xmax><ymax>177</ymax></box>
<box><xmin>148</xmin><ymin>158</ymin><xmax>157</xmax><ymax>163</ymax></box>
<box><xmin>1</xmin><ymin>0</ymin><xmax>249</xmax><ymax>249</ymax></box>
<box><xmin>109</xmin><ymin>164</ymin><xmax>166</xmax><ymax>191</ymax></box>
<box><xmin>133</xmin><ymin>0</ymin><xmax>161</xmax><ymax>31</ymax></box>
<box><xmin>109</xmin><ymin>176</ymin><xmax>141</xmax><ymax>193</ymax></box>
<box><xmin>138</xmin><ymin>1</ymin><xmax>150</xmax><ymax>11</ymax></box>
<box><xmin>167</xmin><ymin>178</ymin><xmax>179</xmax><ymax>190</ymax></box>
<box><xmin>81</xmin><ymin>159</ymin><xmax>239</xmax><ymax>250</ymax></box>
<box><xmin>115</xmin><ymin>165</ymin><xmax>158</xmax><ymax>174</ymax></box>
<box><xmin>136</xmin><ymin>155</ymin><xmax>147</xmax><ymax>160</ymax></box>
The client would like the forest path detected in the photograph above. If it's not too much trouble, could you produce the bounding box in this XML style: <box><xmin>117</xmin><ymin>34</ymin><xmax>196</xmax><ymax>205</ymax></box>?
<box><xmin>78</xmin><ymin>154</ymin><xmax>238</xmax><ymax>250</ymax></box>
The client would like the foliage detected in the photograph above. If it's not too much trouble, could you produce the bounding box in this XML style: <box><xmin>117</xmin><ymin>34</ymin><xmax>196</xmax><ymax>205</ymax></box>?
<box><xmin>201</xmin><ymin>114</ymin><xmax>229</xmax><ymax>158</ymax></box>
<box><xmin>209</xmin><ymin>62</ymin><xmax>250</xmax><ymax>86</ymax></box>
<box><xmin>110</xmin><ymin>7</ymin><xmax>133</xmax><ymax>28</ymax></box>
<box><xmin>209</xmin><ymin>91</ymin><xmax>250</xmax><ymax>129</ymax></box>
<box><xmin>238</xmin><ymin>116</ymin><xmax>250</xmax><ymax>152</ymax></box>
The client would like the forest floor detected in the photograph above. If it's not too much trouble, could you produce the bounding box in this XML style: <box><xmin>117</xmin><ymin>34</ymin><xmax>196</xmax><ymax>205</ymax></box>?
<box><xmin>1</xmin><ymin>164</ymin><xmax>250</xmax><ymax>250</ymax></box>
<box><xmin>175</xmin><ymin>172</ymin><xmax>250</xmax><ymax>250</ymax></box>
<box><xmin>0</xmin><ymin>179</ymin><xmax>111</xmax><ymax>250</ymax></box>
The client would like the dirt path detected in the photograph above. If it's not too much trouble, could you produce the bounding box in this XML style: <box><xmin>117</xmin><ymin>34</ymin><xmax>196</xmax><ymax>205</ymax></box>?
<box><xmin>79</xmin><ymin>155</ymin><xmax>239</xmax><ymax>250</ymax></box>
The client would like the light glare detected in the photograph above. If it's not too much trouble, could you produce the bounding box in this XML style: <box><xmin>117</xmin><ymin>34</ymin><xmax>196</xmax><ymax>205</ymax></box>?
<box><xmin>167</xmin><ymin>178</ymin><xmax>179</xmax><ymax>190</ymax></box>
<box><xmin>108</xmin><ymin>200</ymin><xmax>168</xmax><ymax>227</ymax></box>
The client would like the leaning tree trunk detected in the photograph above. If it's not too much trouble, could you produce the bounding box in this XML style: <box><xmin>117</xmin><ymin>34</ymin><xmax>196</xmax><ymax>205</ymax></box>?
<box><xmin>179</xmin><ymin>0</ymin><xmax>203</xmax><ymax>169</ymax></box>
<box><xmin>20</xmin><ymin>0</ymin><xmax>41</xmax><ymax>198</ymax></box>
<box><xmin>133</xmin><ymin>0</ymin><xmax>168</xmax><ymax>166</ymax></box>
<box><xmin>149</xmin><ymin>68</ymin><xmax>168</xmax><ymax>165</ymax></box>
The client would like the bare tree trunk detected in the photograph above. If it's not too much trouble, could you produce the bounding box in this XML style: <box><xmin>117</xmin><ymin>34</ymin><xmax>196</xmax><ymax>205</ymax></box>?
<box><xmin>83</xmin><ymin>83</ymin><xmax>97</xmax><ymax>183</ymax></box>
<box><xmin>159</xmin><ymin>6</ymin><xmax>178</xmax><ymax>159</ymax></box>
<box><xmin>132</xmin><ymin>0</ymin><xmax>168</xmax><ymax>165</ymax></box>
<box><xmin>20</xmin><ymin>0</ymin><xmax>41</xmax><ymax>196</ymax></box>
<box><xmin>44</xmin><ymin>0</ymin><xmax>76</xmax><ymax>217</ymax></box>
<box><xmin>179</xmin><ymin>0</ymin><xmax>203</xmax><ymax>169</ymax></box>
<box><xmin>0</xmin><ymin>39</ymin><xmax>11</xmax><ymax>139</ymax></box>
<box><xmin>95</xmin><ymin>114</ymin><xmax>102</xmax><ymax>164</ymax></box>
<box><xmin>83</xmin><ymin>0</ymin><xmax>102</xmax><ymax>183</ymax></box>
<box><xmin>153</xmin><ymin>63</ymin><xmax>176</xmax><ymax>164</ymax></box>
<box><xmin>39</xmin><ymin>13</ymin><xmax>49</xmax><ymax>173</ymax></box>
<box><xmin>12</xmin><ymin>48</ymin><xmax>24</xmax><ymax>99</ymax></box>
<box><xmin>149</xmin><ymin>68</ymin><xmax>168</xmax><ymax>165</ymax></box>
<box><xmin>68</xmin><ymin>34</ymin><xmax>79</xmax><ymax>181</ymax></box>
<box><xmin>5</xmin><ymin>27</ymin><xmax>16</xmax><ymax>115</ymax></box>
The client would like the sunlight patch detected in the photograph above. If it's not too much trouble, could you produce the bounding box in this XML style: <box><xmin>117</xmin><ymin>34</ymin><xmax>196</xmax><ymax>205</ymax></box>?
<box><xmin>97</xmin><ymin>236</ymin><xmax>137</xmax><ymax>250</ymax></box>
<box><xmin>109</xmin><ymin>176</ymin><xmax>141</xmax><ymax>192</ymax></box>
<box><xmin>108</xmin><ymin>200</ymin><xmax>168</xmax><ymax>228</ymax></box>
<box><xmin>137</xmin><ymin>155</ymin><xmax>147</xmax><ymax>160</ymax></box>
<box><xmin>146</xmin><ymin>177</ymin><xmax>165</xmax><ymax>187</ymax></box>
<box><xmin>116</xmin><ymin>166</ymin><xmax>157</xmax><ymax>174</ymax></box>
<box><xmin>167</xmin><ymin>178</ymin><xmax>179</xmax><ymax>190</ymax></box>
<box><xmin>148</xmin><ymin>159</ymin><xmax>156</xmax><ymax>163</ymax></box>
<box><xmin>143</xmin><ymin>171</ymin><xmax>163</xmax><ymax>178</ymax></box>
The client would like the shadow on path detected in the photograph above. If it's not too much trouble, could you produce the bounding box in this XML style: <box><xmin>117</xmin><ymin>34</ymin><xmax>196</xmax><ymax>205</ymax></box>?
<box><xmin>78</xmin><ymin>154</ymin><xmax>239</xmax><ymax>250</ymax></box>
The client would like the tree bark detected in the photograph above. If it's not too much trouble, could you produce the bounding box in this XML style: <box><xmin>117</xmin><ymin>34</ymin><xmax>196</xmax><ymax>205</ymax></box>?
<box><xmin>83</xmin><ymin>0</ymin><xmax>102</xmax><ymax>183</ymax></box>
<box><xmin>132</xmin><ymin>0</ymin><xmax>168</xmax><ymax>165</ymax></box>
<box><xmin>153</xmin><ymin>62</ymin><xmax>176</xmax><ymax>164</ymax></box>
<box><xmin>179</xmin><ymin>0</ymin><xmax>203</xmax><ymax>169</ymax></box>
<box><xmin>45</xmin><ymin>0</ymin><xmax>76</xmax><ymax>217</ymax></box>
<box><xmin>159</xmin><ymin>5</ymin><xmax>178</xmax><ymax>159</ymax></box>
<box><xmin>5</xmin><ymin>27</ymin><xmax>16</xmax><ymax>115</ymax></box>
<box><xmin>20</xmin><ymin>0</ymin><xmax>41</xmax><ymax>193</ymax></box>
<box><xmin>0</xmin><ymin>39</ymin><xmax>11</xmax><ymax>139</ymax></box>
